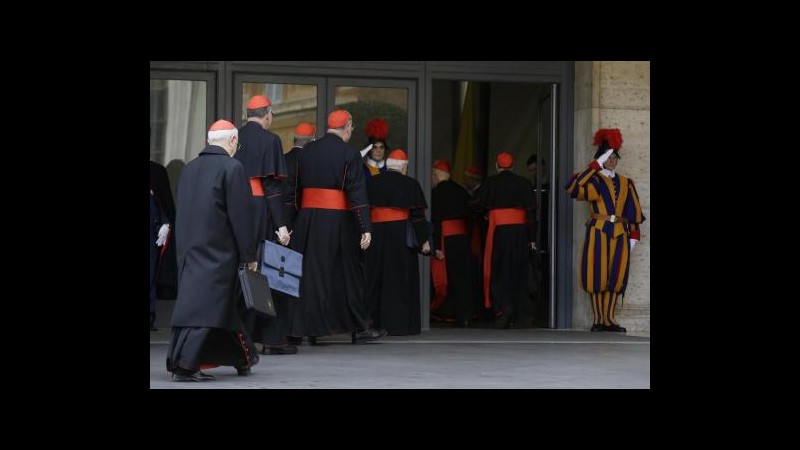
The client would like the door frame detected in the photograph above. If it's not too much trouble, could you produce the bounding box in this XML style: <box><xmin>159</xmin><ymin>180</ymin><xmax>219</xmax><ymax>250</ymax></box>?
<box><xmin>423</xmin><ymin>62</ymin><xmax>574</xmax><ymax>329</ymax></box>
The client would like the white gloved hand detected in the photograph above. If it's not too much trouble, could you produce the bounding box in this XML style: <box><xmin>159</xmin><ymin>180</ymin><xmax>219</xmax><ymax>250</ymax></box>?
<box><xmin>630</xmin><ymin>239</ymin><xmax>638</xmax><ymax>252</ymax></box>
<box><xmin>596</xmin><ymin>149</ymin><xmax>615</xmax><ymax>168</ymax></box>
<box><xmin>360</xmin><ymin>144</ymin><xmax>373</xmax><ymax>158</ymax></box>
<box><xmin>156</xmin><ymin>224</ymin><xmax>170</xmax><ymax>246</ymax></box>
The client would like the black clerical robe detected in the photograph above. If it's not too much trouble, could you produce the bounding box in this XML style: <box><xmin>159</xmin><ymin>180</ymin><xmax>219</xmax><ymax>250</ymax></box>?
<box><xmin>167</xmin><ymin>145</ymin><xmax>259</xmax><ymax>373</ymax></box>
<box><xmin>288</xmin><ymin>133</ymin><xmax>373</xmax><ymax>337</ymax></box>
<box><xmin>365</xmin><ymin>170</ymin><xmax>428</xmax><ymax>335</ymax></box>
<box><xmin>431</xmin><ymin>179</ymin><xmax>477</xmax><ymax>324</ymax></box>
<box><xmin>475</xmin><ymin>170</ymin><xmax>536</xmax><ymax>317</ymax></box>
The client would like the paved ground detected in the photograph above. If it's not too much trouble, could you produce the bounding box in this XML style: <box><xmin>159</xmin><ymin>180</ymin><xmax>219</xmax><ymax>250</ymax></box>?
<box><xmin>150</xmin><ymin>327</ymin><xmax>649</xmax><ymax>389</ymax></box>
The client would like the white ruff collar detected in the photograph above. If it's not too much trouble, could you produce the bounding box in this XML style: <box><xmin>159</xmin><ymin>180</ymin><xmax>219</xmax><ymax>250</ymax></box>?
<box><xmin>367</xmin><ymin>158</ymin><xmax>385</xmax><ymax>169</ymax></box>
<box><xmin>599</xmin><ymin>169</ymin><xmax>616</xmax><ymax>178</ymax></box>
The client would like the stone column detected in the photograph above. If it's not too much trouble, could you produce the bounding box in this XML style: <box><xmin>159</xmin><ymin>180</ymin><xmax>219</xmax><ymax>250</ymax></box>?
<box><xmin>571</xmin><ymin>61</ymin><xmax>650</xmax><ymax>332</ymax></box>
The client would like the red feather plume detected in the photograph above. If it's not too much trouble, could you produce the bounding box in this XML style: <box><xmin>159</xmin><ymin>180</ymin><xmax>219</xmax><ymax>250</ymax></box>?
<box><xmin>365</xmin><ymin>118</ymin><xmax>389</xmax><ymax>140</ymax></box>
<box><xmin>593</xmin><ymin>128</ymin><xmax>623</xmax><ymax>150</ymax></box>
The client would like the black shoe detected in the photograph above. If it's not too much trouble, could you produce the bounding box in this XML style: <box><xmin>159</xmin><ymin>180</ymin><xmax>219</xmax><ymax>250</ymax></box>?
<box><xmin>604</xmin><ymin>323</ymin><xmax>627</xmax><ymax>332</ymax></box>
<box><xmin>172</xmin><ymin>369</ymin><xmax>215</xmax><ymax>382</ymax></box>
<box><xmin>351</xmin><ymin>328</ymin><xmax>388</xmax><ymax>344</ymax></box>
<box><xmin>235</xmin><ymin>366</ymin><xmax>251</xmax><ymax>376</ymax></box>
<box><xmin>287</xmin><ymin>336</ymin><xmax>303</xmax><ymax>346</ymax></box>
<box><xmin>590</xmin><ymin>323</ymin><xmax>604</xmax><ymax>332</ymax></box>
<box><xmin>268</xmin><ymin>345</ymin><xmax>298</xmax><ymax>355</ymax></box>
<box><xmin>196</xmin><ymin>370</ymin><xmax>215</xmax><ymax>380</ymax></box>
<box><xmin>308</xmin><ymin>336</ymin><xmax>319</xmax><ymax>346</ymax></box>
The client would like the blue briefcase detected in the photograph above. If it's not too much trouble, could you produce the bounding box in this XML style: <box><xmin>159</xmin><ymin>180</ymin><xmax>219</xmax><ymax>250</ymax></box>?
<box><xmin>260</xmin><ymin>240</ymin><xmax>303</xmax><ymax>298</ymax></box>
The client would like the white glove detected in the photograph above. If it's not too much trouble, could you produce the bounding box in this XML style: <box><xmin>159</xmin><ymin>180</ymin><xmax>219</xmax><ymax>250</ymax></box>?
<box><xmin>360</xmin><ymin>144</ymin><xmax>373</xmax><ymax>158</ymax></box>
<box><xmin>596</xmin><ymin>149</ymin><xmax>615</xmax><ymax>168</ymax></box>
<box><xmin>629</xmin><ymin>239</ymin><xmax>638</xmax><ymax>252</ymax></box>
<box><xmin>156</xmin><ymin>224</ymin><xmax>169</xmax><ymax>246</ymax></box>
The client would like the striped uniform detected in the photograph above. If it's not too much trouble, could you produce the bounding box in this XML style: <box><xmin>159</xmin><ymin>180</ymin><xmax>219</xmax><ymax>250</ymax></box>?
<box><xmin>565</xmin><ymin>162</ymin><xmax>645</xmax><ymax>329</ymax></box>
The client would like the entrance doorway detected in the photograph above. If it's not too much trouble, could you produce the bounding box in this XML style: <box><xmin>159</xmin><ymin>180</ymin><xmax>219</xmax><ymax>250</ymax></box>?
<box><xmin>430</xmin><ymin>80</ymin><xmax>558</xmax><ymax>328</ymax></box>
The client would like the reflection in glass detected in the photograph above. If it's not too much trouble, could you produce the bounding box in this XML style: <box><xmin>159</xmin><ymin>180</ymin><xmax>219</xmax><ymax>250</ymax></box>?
<box><xmin>334</xmin><ymin>86</ymin><xmax>408</xmax><ymax>153</ymax></box>
<box><xmin>150</xmin><ymin>79</ymin><xmax>207</xmax><ymax>200</ymax></box>
<box><xmin>149</xmin><ymin>79</ymin><xmax>207</xmax><ymax>166</ymax></box>
<box><xmin>242</xmin><ymin>83</ymin><xmax>318</xmax><ymax>153</ymax></box>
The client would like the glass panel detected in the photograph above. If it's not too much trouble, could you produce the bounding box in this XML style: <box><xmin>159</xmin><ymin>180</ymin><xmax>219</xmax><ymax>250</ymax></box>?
<box><xmin>242</xmin><ymin>83</ymin><xmax>318</xmax><ymax>153</ymax></box>
<box><xmin>334</xmin><ymin>86</ymin><xmax>408</xmax><ymax>153</ymax></box>
<box><xmin>149</xmin><ymin>79</ymin><xmax>207</xmax><ymax>165</ymax></box>
<box><xmin>150</xmin><ymin>79</ymin><xmax>207</xmax><ymax>200</ymax></box>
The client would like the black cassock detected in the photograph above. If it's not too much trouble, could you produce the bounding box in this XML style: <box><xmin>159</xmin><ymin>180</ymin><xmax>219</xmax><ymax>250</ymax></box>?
<box><xmin>475</xmin><ymin>171</ymin><xmax>537</xmax><ymax>318</ymax></box>
<box><xmin>167</xmin><ymin>146</ymin><xmax>259</xmax><ymax>373</ymax></box>
<box><xmin>282</xmin><ymin>145</ymin><xmax>302</xmax><ymax>225</ymax></box>
<box><xmin>288</xmin><ymin>133</ymin><xmax>373</xmax><ymax>337</ymax></box>
<box><xmin>280</xmin><ymin>145</ymin><xmax>303</xmax><ymax>338</ymax></box>
<box><xmin>150</xmin><ymin>161</ymin><xmax>177</xmax><ymax>300</ymax></box>
<box><xmin>365</xmin><ymin>170</ymin><xmax>428</xmax><ymax>335</ymax></box>
<box><xmin>234</xmin><ymin>121</ymin><xmax>289</xmax><ymax>346</ymax></box>
<box><xmin>431</xmin><ymin>179</ymin><xmax>478</xmax><ymax>324</ymax></box>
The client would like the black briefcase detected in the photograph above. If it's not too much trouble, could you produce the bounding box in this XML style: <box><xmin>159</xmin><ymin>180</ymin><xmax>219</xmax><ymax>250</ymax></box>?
<box><xmin>238</xmin><ymin>267</ymin><xmax>276</xmax><ymax>316</ymax></box>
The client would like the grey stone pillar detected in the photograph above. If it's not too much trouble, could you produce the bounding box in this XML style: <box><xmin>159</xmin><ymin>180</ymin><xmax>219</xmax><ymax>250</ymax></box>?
<box><xmin>571</xmin><ymin>61</ymin><xmax>650</xmax><ymax>332</ymax></box>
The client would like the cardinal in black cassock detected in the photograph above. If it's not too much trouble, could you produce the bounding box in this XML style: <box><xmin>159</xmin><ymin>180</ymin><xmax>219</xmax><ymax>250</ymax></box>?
<box><xmin>365</xmin><ymin>149</ymin><xmax>429</xmax><ymax>335</ymax></box>
<box><xmin>474</xmin><ymin>152</ymin><xmax>537</xmax><ymax>328</ymax></box>
<box><xmin>166</xmin><ymin>120</ymin><xmax>259</xmax><ymax>381</ymax></box>
<box><xmin>430</xmin><ymin>160</ymin><xmax>478</xmax><ymax>327</ymax></box>
<box><xmin>235</xmin><ymin>95</ymin><xmax>294</xmax><ymax>355</ymax></box>
<box><xmin>287</xmin><ymin>110</ymin><xmax>386</xmax><ymax>343</ymax></box>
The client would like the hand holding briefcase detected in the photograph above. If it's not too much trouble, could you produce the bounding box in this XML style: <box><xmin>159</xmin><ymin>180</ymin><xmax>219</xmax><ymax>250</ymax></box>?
<box><xmin>238</xmin><ymin>266</ymin><xmax>277</xmax><ymax>316</ymax></box>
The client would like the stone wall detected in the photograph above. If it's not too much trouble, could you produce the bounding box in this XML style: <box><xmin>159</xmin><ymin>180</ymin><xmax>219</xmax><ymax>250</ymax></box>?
<box><xmin>571</xmin><ymin>61</ymin><xmax>650</xmax><ymax>332</ymax></box>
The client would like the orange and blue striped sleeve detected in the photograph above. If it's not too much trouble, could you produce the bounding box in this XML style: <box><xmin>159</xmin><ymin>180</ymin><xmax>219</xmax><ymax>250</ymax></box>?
<box><xmin>565</xmin><ymin>161</ymin><xmax>602</xmax><ymax>201</ymax></box>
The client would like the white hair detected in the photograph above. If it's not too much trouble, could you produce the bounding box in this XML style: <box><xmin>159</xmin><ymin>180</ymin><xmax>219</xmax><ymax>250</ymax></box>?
<box><xmin>433</xmin><ymin>168</ymin><xmax>450</xmax><ymax>180</ymax></box>
<box><xmin>207</xmin><ymin>128</ymin><xmax>237</xmax><ymax>145</ymax></box>
<box><xmin>386</xmin><ymin>158</ymin><xmax>408</xmax><ymax>172</ymax></box>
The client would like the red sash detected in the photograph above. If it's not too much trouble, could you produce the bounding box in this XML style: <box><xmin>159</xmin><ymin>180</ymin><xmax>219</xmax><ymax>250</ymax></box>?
<box><xmin>301</xmin><ymin>188</ymin><xmax>350</xmax><ymax>210</ymax></box>
<box><xmin>249</xmin><ymin>178</ymin><xmax>264</xmax><ymax>197</ymax></box>
<box><xmin>370</xmin><ymin>207</ymin><xmax>409</xmax><ymax>222</ymax></box>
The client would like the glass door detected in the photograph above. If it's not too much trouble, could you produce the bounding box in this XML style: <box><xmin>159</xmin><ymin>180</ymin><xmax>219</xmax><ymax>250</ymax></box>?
<box><xmin>233</xmin><ymin>73</ymin><xmax>326</xmax><ymax>154</ymax></box>
<box><xmin>150</xmin><ymin>70</ymin><xmax>216</xmax><ymax>198</ymax></box>
<box><xmin>327</xmin><ymin>78</ymin><xmax>416</xmax><ymax>175</ymax></box>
